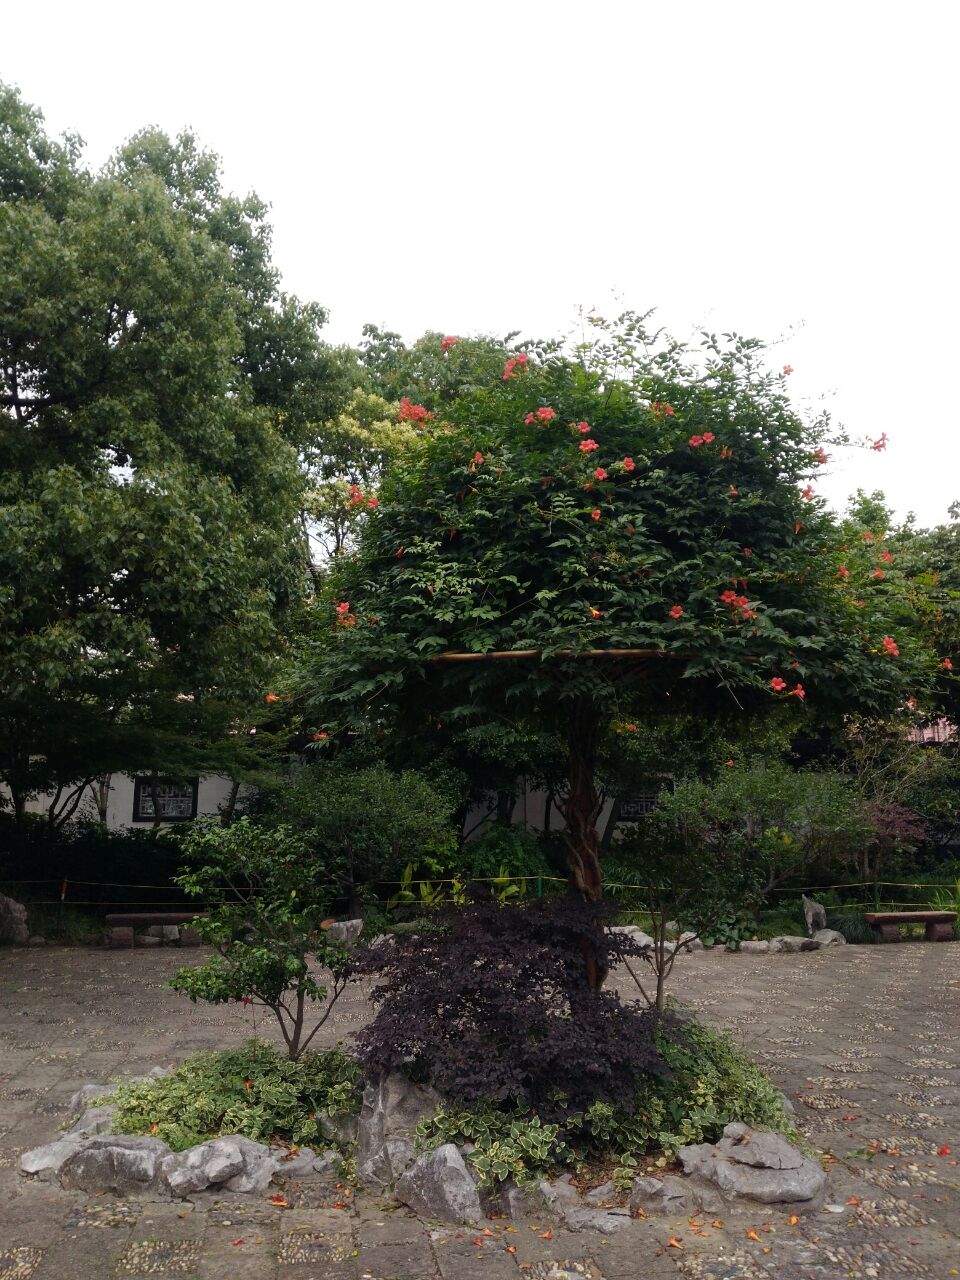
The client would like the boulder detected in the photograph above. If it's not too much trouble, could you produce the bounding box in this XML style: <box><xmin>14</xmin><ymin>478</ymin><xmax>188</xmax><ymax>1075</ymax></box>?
<box><xmin>678</xmin><ymin>932</ymin><xmax>704</xmax><ymax>951</ymax></box>
<box><xmin>68</xmin><ymin>1083</ymin><xmax>112</xmax><ymax>1117</ymax></box>
<box><xmin>221</xmin><ymin>1136</ymin><xmax>279</xmax><ymax>1193</ymax></box>
<box><xmin>564</xmin><ymin>1206</ymin><xmax>632</xmax><ymax>1233</ymax></box>
<box><xmin>161</xmin><ymin>1137</ymin><xmax>246</xmax><ymax>1195</ymax></box>
<box><xmin>325</xmin><ymin>918</ymin><xmax>363</xmax><ymax>949</ymax></box>
<box><xmin>608</xmin><ymin>925</ymin><xmax>655</xmax><ymax>951</ymax></box>
<box><xmin>312</xmin><ymin>1150</ymin><xmax>341</xmax><ymax>1177</ymax></box>
<box><xmin>769</xmin><ymin>935</ymin><xmax>820</xmax><ymax>954</ymax></box>
<box><xmin>272</xmin><ymin>1146</ymin><xmax>321</xmax><ymax>1177</ymax></box>
<box><xmin>318</xmin><ymin>1110</ymin><xmax>359</xmax><ymax>1147</ymax></box>
<box><xmin>539</xmin><ymin>1176</ymin><xmax>581</xmax><ymax>1211</ymax></box>
<box><xmin>58</xmin><ymin>1136</ymin><xmax>170</xmax><ymax>1194</ymax></box>
<box><xmin>135</xmin><ymin>934</ymin><xmax>161</xmax><ymax>947</ymax></box>
<box><xmin>160</xmin><ymin>925</ymin><xmax>180</xmax><ymax>942</ymax></box>
<box><xmin>813</xmin><ymin>928</ymin><xmax>846</xmax><ymax>946</ymax></box>
<box><xmin>67</xmin><ymin>1105</ymin><xmax>116</xmax><ymax>1136</ymax></box>
<box><xmin>19</xmin><ymin>1137</ymin><xmax>85</xmax><ymax>1182</ymax></box>
<box><xmin>28</xmin><ymin>935</ymin><xmax>46</xmax><ymax>946</ymax></box>
<box><xmin>629</xmin><ymin>1174</ymin><xmax>690</xmax><ymax>1216</ymax></box>
<box><xmin>357</xmin><ymin>1071</ymin><xmax>441</xmax><ymax>1189</ymax></box>
<box><xmin>500</xmin><ymin>1178</ymin><xmax>551</xmax><ymax>1220</ymax></box>
<box><xmin>0</xmin><ymin>893</ymin><xmax>30</xmax><ymax>945</ymax></box>
<box><xmin>395</xmin><ymin>1143</ymin><xmax>481</xmax><ymax>1224</ymax></box>
<box><xmin>679</xmin><ymin>1123</ymin><xmax>825</xmax><ymax>1204</ymax></box>
<box><xmin>584</xmin><ymin>1179</ymin><xmax>617</xmax><ymax>1205</ymax></box>
<box><xmin>738</xmin><ymin>940</ymin><xmax>770</xmax><ymax>954</ymax></box>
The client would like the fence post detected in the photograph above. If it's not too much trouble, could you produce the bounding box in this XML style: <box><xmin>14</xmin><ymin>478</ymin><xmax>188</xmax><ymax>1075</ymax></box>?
<box><xmin>536</xmin><ymin>877</ymin><xmax>543</xmax><ymax>899</ymax></box>
<box><xmin>59</xmin><ymin>878</ymin><xmax>67</xmax><ymax>940</ymax></box>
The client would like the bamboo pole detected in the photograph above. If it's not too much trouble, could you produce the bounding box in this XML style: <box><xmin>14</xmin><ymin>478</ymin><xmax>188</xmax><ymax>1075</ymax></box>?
<box><xmin>426</xmin><ymin>648</ymin><xmax>673</xmax><ymax>662</ymax></box>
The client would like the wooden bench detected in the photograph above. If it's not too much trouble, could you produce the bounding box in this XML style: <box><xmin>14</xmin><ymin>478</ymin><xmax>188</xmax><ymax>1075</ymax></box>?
<box><xmin>105</xmin><ymin>912</ymin><xmax>204</xmax><ymax>949</ymax></box>
<box><xmin>863</xmin><ymin>910</ymin><xmax>957</xmax><ymax>943</ymax></box>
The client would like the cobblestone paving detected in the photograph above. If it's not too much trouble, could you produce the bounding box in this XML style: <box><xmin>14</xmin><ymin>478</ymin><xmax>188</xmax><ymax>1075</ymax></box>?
<box><xmin>1</xmin><ymin>942</ymin><xmax>958</xmax><ymax>1279</ymax></box>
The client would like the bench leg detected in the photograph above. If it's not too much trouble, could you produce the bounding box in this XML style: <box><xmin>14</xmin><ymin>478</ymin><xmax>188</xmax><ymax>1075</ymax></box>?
<box><xmin>109</xmin><ymin>926</ymin><xmax>134</xmax><ymax>949</ymax></box>
<box><xmin>878</xmin><ymin>923</ymin><xmax>903</xmax><ymax>943</ymax></box>
<box><xmin>926</xmin><ymin>921</ymin><xmax>956</xmax><ymax>942</ymax></box>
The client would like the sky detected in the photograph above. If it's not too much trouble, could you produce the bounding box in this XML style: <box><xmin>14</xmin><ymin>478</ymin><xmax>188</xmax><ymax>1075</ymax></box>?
<box><xmin>5</xmin><ymin>1</ymin><xmax>958</xmax><ymax>524</ymax></box>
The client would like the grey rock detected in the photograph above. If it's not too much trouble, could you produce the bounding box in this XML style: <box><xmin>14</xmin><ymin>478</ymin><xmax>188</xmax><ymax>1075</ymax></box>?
<box><xmin>325</xmin><ymin>918</ymin><xmax>363</xmax><ymax>949</ymax></box>
<box><xmin>629</xmin><ymin>1175</ymin><xmax>690</xmax><ymax>1216</ymax></box>
<box><xmin>608</xmin><ymin>925</ymin><xmax>655</xmax><ymax>952</ymax></box>
<box><xmin>58</xmin><ymin>1136</ymin><xmax>170</xmax><ymax>1194</ymax></box>
<box><xmin>395</xmin><ymin>1143</ymin><xmax>481</xmax><ymax>1224</ymax></box>
<box><xmin>679</xmin><ymin>1124</ymin><xmax>825</xmax><ymax>1203</ymax></box>
<box><xmin>313</xmin><ymin>1150</ymin><xmax>341</xmax><ymax>1177</ymax></box>
<box><xmin>19</xmin><ymin>1137</ymin><xmax>84</xmax><ymax>1181</ymax></box>
<box><xmin>135</xmin><ymin>934</ymin><xmax>161</xmax><ymax>947</ymax></box>
<box><xmin>143</xmin><ymin>1066</ymin><xmax>173</xmax><ymax>1080</ymax></box>
<box><xmin>221</xmin><ymin>1136</ymin><xmax>278</xmax><ymax>1193</ymax></box>
<box><xmin>0</xmin><ymin>893</ymin><xmax>30</xmax><ymax>945</ymax></box>
<box><xmin>769</xmin><ymin>935</ymin><xmax>820</xmax><ymax>954</ymax></box>
<box><xmin>584</xmin><ymin>1179</ymin><xmax>617</xmax><ymax>1205</ymax></box>
<box><xmin>318</xmin><ymin>1110</ymin><xmax>359</xmax><ymax>1147</ymax></box>
<box><xmin>501</xmin><ymin>1178</ymin><xmax>551</xmax><ymax>1220</ymax></box>
<box><xmin>738</xmin><ymin>940</ymin><xmax>770</xmax><ymax>954</ymax></box>
<box><xmin>28</xmin><ymin>935</ymin><xmax>46</xmax><ymax>946</ymax></box>
<box><xmin>160</xmin><ymin>925</ymin><xmax>180</xmax><ymax>942</ymax></box>
<box><xmin>162</xmin><ymin>1137</ymin><xmax>246</xmax><ymax>1195</ymax></box>
<box><xmin>539</xmin><ymin>1176</ymin><xmax>581</xmax><ymax>1210</ymax></box>
<box><xmin>68</xmin><ymin>1105</ymin><xmax>116</xmax><ymax>1136</ymax></box>
<box><xmin>565</xmin><ymin>1206</ymin><xmax>633</xmax><ymax>1233</ymax></box>
<box><xmin>779</xmin><ymin>1092</ymin><xmax>797</xmax><ymax>1116</ymax></box>
<box><xmin>68</xmin><ymin>1083</ymin><xmax>112</xmax><ymax>1117</ymax></box>
<box><xmin>357</xmin><ymin>1071</ymin><xmax>441</xmax><ymax>1189</ymax></box>
<box><xmin>272</xmin><ymin>1146</ymin><xmax>320</xmax><ymax>1178</ymax></box>
<box><xmin>678</xmin><ymin>932</ymin><xmax>704</xmax><ymax>951</ymax></box>
<box><xmin>813</xmin><ymin>928</ymin><xmax>846</xmax><ymax>946</ymax></box>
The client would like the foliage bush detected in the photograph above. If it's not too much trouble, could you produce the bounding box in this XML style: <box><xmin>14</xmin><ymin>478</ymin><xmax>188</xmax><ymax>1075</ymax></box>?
<box><xmin>417</xmin><ymin>1018</ymin><xmax>794</xmax><ymax>1187</ymax></box>
<box><xmin>169</xmin><ymin>818</ymin><xmax>350</xmax><ymax>1059</ymax></box>
<box><xmin>825</xmin><ymin>909</ymin><xmax>876</xmax><ymax>944</ymax></box>
<box><xmin>461</xmin><ymin>822</ymin><xmax>551</xmax><ymax>883</ymax></box>
<box><xmin>105</xmin><ymin>1041</ymin><xmax>361</xmax><ymax>1152</ymax></box>
<box><xmin>354</xmin><ymin>898</ymin><xmax>663</xmax><ymax>1120</ymax></box>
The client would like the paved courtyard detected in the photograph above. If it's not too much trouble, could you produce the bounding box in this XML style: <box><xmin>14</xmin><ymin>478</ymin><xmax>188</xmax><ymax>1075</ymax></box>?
<box><xmin>1</xmin><ymin>941</ymin><xmax>958</xmax><ymax>1280</ymax></box>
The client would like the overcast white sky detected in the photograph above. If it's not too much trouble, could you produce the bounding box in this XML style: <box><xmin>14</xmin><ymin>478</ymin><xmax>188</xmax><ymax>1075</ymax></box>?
<box><xmin>5</xmin><ymin>1</ymin><xmax>958</xmax><ymax>524</ymax></box>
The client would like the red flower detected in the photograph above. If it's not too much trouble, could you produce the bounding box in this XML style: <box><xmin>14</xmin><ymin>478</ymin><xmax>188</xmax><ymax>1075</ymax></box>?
<box><xmin>668</xmin><ymin>604</ymin><xmax>684</xmax><ymax>619</ymax></box>
<box><xmin>794</xmin><ymin>520</ymin><xmax>804</xmax><ymax>534</ymax></box>
<box><xmin>783</xmin><ymin>364</ymin><xmax>794</xmax><ymax>375</ymax></box>
<box><xmin>367</xmin><ymin>496</ymin><xmax>379</xmax><ymax>510</ymax></box>
<box><xmin>870</xmin><ymin>569</ymin><xmax>885</xmax><ymax>580</ymax></box>
<box><xmin>622</xmin><ymin>456</ymin><xmax>636</xmax><ymax>471</ymax></box>
<box><xmin>881</xmin><ymin>636</ymin><xmax>900</xmax><ymax>656</ymax></box>
<box><xmin>395</xmin><ymin>546</ymin><xmax>405</xmax><ymax>558</ymax></box>
<box><xmin>623</xmin><ymin>723</ymin><xmax>637</xmax><ymax>732</ymax></box>
<box><xmin>937</xmin><ymin>1144</ymin><xmax>952</xmax><ymax>1157</ymax></box>
<box><xmin>579</xmin><ymin>439</ymin><xmax>599</xmax><ymax>453</ymax></box>
<box><xmin>702</xmin><ymin>431</ymin><xmax>715</xmax><ymax>444</ymax></box>
<box><xmin>502</xmin><ymin>352</ymin><xmax>528</xmax><ymax>379</ymax></box>
<box><xmin>689</xmin><ymin>434</ymin><xmax>705</xmax><ymax>447</ymax></box>
<box><xmin>472</xmin><ymin>451</ymin><xmax>484</xmax><ymax>464</ymax></box>
<box><xmin>720</xmin><ymin>589</ymin><xmax>738</xmax><ymax>603</ymax></box>
<box><xmin>879</xmin><ymin>549</ymin><xmax>893</xmax><ymax>564</ymax></box>
<box><xmin>335</xmin><ymin>601</ymin><xmax>351</xmax><ymax>615</ymax></box>
<box><xmin>594</xmin><ymin>467</ymin><xmax>608</xmax><ymax>480</ymax></box>
<box><xmin>535</xmin><ymin>406</ymin><xmax>557</xmax><ymax>423</ymax></box>
<box><xmin>837</xmin><ymin>566</ymin><xmax>849</xmax><ymax>579</ymax></box>
<box><xmin>812</xmin><ymin>447</ymin><xmax>829</xmax><ymax>464</ymax></box>
<box><xmin>265</xmin><ymin>692</ymin><xmax>279</xmax><ymax>704</ymax></box>
<box><xmin>801</xmin><ymin>485</ymin><xmax>815</xmax><ymax>500</ymax></box>
<box><xmin>791</xmin><ymin>684</ymin><xmax>806</xmax><ymax>700</ymax></box>
<box><xmin>871</xmin><ymin>432</ymin><xmax>888</xmax><ymax>451</ymax></box>
<box><xmin>862</xmin><ymin>530</ymin><xmax>875</xmax><ymax>542</ymax></box>
<box><xmin>941</xmin><ymin>657</ymin><xmax>954</xmax><ymax>670</ymax></box>
<box><xmin>398</xmin><ymin>397</ymin><xmax>432</xmax><ymax>423</ymax></box>
<box><xmin>347</xmin><ymin>483</ymin><xmax>364</xmax><ymax>507</ymax></box>
<box><xmin>742</xmin><ymin>547</ymin><xmax>752</xmax><ymax>557</ymax></box>
<box><xmin>576</xmin><ymin>421</ymin><xmax>591</xmax><ymax>434</ymax></box>
<box><xmin>590</xmin><ymin>508</ymin><xmax>602</xmax><ymax>521</ymax></box>
<box><xmin>720</xmin><ymin>446</ymin><xmax>733</xmax><ymax>460</ymax></box>
<box><xmin>523</xmin><ymin>413</ymin><xmax>535</xmax><ymax>424</ymax></box>
<box><xmin>589</xmin><ymin>607</ymin><xmax>602</xmax><ymax>619</ymax></box>
<box><xmin>725</xmin><ymin>759</ymin><xmax>734</xmax><ymax>767</ymax></box>
<box><xmin>313</xmin><ymin>731</ymin><xmax>328</xmax><ymax>741</ymax></box>
<box><xmin>440</xmin><ymin>335</ymin><xmax>459</xmax><ymax>352</ymax></box>
<box><xmin>651</xmin><ymin>402</ymin><xmax>675</xmax><ymax>416</ymax></box>
<box><xmin>729</xmin><ymin>486</ymin><xmax>739</xmax><ymax>496</ymax></box>
<box><xmin>770</xmin><ymin>677</ymin><xmax>788</xmax><ymax>692</ymax></box>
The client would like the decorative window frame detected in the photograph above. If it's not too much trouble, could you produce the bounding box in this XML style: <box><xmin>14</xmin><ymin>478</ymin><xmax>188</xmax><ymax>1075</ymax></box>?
<box><xmin>131</xmin><ymin>777</ymin><xmax>199</xmax><ymax>823</ymax></box>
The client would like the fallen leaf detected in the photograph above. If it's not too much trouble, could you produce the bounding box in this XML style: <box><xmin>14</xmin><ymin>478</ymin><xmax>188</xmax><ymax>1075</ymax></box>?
<box><xmin>746</xmin><ymin>1230</ymin><xmax>763</xmax><ymax>1242</ymax></box>
<box><xmin>480</xmin><ymin>1227</ymin><xmax>494</xmax><ymax>1236</ymax></box>
<box><xmin>537</xmin><ymin>1228</ymin><xmax>553</xmax><ymax>1240</ymax></box>
<box><xmin>506</xmin><ymin>1245</ymin><xmax>517</xmax><ymax>1254</ymax></box>
<box><xmin>789</xmin><ymin>1215</ymin><xmax>799</xmax><ymax>1226</ymax></box>
<box><xmin>938</xmin><ymin>1145</ymin><xmax>952</xmax><ymax>1157</ymax></box>
<box><xmin>667</xmin><ymin>1237</ymin><xmax>684</xmax><ymax>1249</ymax></box>
<box><xmin>762</xmin><ymin>1247</ymin><xmax>772</xmax><ymax>1254</ymax></box>
<box><xmin>847</xmin><ymin>1195</ymin><xmax>860</xmax><ymax>1206</ymax></box>
<box><xmin>841</xmin><ymin>1115</ymin><xmax>861</xmax><ymax>1122</ymax></box>
<box><xmin>269</xmin><ymin>1195</ymin><xmax>289</xmax><ymax>1208</ymax></box>
<box><xmin>711</xmin><ymin>1219</ymin><xmax>724</xmax><ymax>1229</ymax></box>
<box><xmin>149</xmin><ymin>1123</ymin><xmax>159</xmax><ymax>1135</ymax></box>
<box><xmin>473</xmin><ymin>1238</ymin><xmax>484</xmax><ymax>1247</ymax></box>
<box><xmin>232</xmin><ymin>1238</ymin><xmax>244</xmax><ymax>1246</ymax></box>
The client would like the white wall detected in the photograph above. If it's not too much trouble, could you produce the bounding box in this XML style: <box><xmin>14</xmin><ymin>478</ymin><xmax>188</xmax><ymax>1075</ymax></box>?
<box><xmin>2</xmin><ymin>774</ymin><xmax>239</xmax><ymax>830</ymax></box>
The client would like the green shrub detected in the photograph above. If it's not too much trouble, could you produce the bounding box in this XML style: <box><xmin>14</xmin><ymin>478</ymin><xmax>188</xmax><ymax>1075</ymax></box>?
<box><xmin>825</xmin><ymin>909</ymin><xmax>876</xmax><ymax>944</ymax></box>
<box><xmin>462</xmin><ymin>823</ymin><xmax>550</xmax><ymax>883</ymax></box>
<box><xmin>416</xmin><ymin>1018</ymin><xmax>795</xmax><ymax>1187</ymax></box>
<box><xmin>105</xmin><ymin>1040</ymin><xmax>361</xmax><ymax>1152</ymax></box>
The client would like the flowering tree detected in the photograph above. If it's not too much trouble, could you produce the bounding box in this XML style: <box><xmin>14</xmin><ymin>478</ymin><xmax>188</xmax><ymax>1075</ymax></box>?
<box><xmin>300</xmin><ymin>316</ymin><xmax>929</xmax><ymax>977</ymax></box>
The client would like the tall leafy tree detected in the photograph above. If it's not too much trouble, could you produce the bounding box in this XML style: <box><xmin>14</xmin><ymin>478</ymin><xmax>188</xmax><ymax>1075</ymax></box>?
<box><xmin>0</xmin><ymin>84</ymin><xmax>333</xmax><ymax>822</ymax></box>
<box><xmin>300</xmin><ymin>317</ymin><xmax>929</xmax><ymax>973</ymax></box>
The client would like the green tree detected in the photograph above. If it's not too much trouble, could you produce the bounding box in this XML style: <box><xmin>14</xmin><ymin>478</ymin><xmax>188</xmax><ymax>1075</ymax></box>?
<box><xmin>300</xmin><ymin>316</ymin><xmax>929</xmax><ymax>978</ymax></box>
<box><xmin>0</xmin><ymin>84</ymin><xmax>336</xmax><ymax>823</ymax></box>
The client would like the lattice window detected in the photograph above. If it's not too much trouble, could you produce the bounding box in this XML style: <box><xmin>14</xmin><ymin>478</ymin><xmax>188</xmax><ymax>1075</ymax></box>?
<box><xmin>132</xmin><ymin>778</ymin><xmax>198</xmax><ymax>822</ymax></box>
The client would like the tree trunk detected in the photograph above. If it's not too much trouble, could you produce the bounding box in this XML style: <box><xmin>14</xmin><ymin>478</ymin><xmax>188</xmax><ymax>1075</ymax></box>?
<box><xmin>559</xmin><ymin>697</ymin><xmax>606</xmax><ymax>989</ymax></box>
<box><xmin>220</xmin><ymin>779</ymin><xmax>241</xmax><ymax>826</ymax></box>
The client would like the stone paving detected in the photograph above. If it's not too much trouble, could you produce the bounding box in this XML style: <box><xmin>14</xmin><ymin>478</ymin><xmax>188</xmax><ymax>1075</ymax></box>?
<box><xmin>1</xmin><ymin>941</ymin><xmax>958</xmax><ymax>1279</ymax></box>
